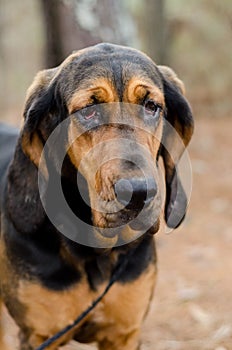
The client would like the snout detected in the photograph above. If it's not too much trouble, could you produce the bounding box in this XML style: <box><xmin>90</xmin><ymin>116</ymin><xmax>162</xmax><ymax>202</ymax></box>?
<box><xmin>114</xmin><ymin>177</ymin><xmax>157</xmax><ymax>210</ymax></box>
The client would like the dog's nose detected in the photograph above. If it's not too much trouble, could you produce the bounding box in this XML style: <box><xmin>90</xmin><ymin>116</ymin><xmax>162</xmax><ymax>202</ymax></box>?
<box><xmin>114</xmin><ymin>177</ymin><xmax>157</xmax><ymax>210</ymax></box>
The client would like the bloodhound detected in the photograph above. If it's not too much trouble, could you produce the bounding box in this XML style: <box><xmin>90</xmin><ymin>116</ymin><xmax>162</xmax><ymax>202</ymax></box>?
<box><xmin>0</xmin><ymin>43</ymin><xmax>193</xmax><ymax>350</ymax></box>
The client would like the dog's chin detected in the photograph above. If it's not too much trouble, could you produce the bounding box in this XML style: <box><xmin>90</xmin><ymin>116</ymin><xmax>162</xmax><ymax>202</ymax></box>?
<box><xmin>92</xmin><ymin>210</ymin><xmax>160</xmax><ymax>248</ymax></box>
<box><xmin>93</xmin><ymin>227</ymin><xmax>119</xmax><ymax>248</ymax></box>
<box><xmin>93</xmin><ymin>224</ymin><xmax>144</xmax><ymax>249</ymax></box>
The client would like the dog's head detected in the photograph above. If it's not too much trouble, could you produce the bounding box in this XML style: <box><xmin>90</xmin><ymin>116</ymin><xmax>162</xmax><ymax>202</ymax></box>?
<box><xmin>19</xmin><ymin>43</ymin><xmax>193</xmax><ymax>246</ymax></box>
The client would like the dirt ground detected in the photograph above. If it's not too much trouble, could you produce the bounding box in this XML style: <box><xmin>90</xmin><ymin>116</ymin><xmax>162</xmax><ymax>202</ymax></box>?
<box><xmin>1</xmin><ymin>116</ymin><xmax>232</xmax><ymax>350</ymax></box>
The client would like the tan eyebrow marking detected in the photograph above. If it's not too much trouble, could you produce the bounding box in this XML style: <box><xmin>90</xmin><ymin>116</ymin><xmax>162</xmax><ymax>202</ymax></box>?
<box><xmin>67</xmin><ymin>78</ymin><xmax>118</xmax><ymax>114</ymax></box>
<box><xmin>126</xmin><ymin>77</ymin><xmax>165</xmax><ymax>106</ymax></box>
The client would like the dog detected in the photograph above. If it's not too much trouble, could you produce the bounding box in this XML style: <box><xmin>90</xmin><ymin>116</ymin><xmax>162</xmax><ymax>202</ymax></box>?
<box><xmin>0</xmin><ymin>43</ymin><xmax>194</xmax><ymax>350</ymax></box>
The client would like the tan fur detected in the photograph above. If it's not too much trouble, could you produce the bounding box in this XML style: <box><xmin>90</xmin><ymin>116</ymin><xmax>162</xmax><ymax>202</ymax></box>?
<box><xmin>17</xmin><ymin>263</ymin><xmax>156</xmax><ymax>350</ymax></box>
<box><xmin>68</xmin><ymin>78</ymin><xmax>118</xmax><ymax>114</ymax></box>
<box><xmin>17</xmin><ymin>278</ymin><xmax>93</xmax><ymax>349</ymax></box>
<box><xmin>0</xmin><ymin>44</ymin><xmax>193</xmax><ymax>350</ymax></box>
<box><xmin>21</xmin><ymin>132</ymin><xmax>45</xmax><ymax>170</ymax></box>
<box><xmin>67</xmin><ymin>115</ymin><xmax>163</xmax><ymax>234</ymax></box>
<box><xmin>94</xmin><ymin>263</ymin><xmax>156</xmax><ymax>349</ymax></box>
<box><xmin>126</xmin><ymin>77</ymin><xmax>165</xmax><ymax>106</ymax></box>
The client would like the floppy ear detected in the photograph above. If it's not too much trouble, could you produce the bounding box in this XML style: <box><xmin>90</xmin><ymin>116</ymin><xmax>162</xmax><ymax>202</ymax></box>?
<box><xmin>158</xmin><ymin>66</ymin><xmax>194</xmax><ymax>229</ymax></box>
<box><xmin>21</xmin><ymin>67</ymin><xmax>58</xmax><ymax>168</ymax></box>
<box><xmin>6</xmin><ymin>69</ymin><xmax>58</xmax><ymax>234</ymax></box>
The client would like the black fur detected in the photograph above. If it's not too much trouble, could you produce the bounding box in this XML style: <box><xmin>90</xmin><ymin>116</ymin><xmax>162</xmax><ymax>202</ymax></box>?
<box><xmin>161</xmin><ymin>76</ymin><xmax>194</xmax><ymax>228</ymax></box>
<box><xmin>0</xmin><ymin>43</ymin><xmax>193</xmax><ymax>350</ymax></box>
<box><xmin>0</xmin><ymin>127</ymin><xmax>155</xmax><ymax>291</ymax></box>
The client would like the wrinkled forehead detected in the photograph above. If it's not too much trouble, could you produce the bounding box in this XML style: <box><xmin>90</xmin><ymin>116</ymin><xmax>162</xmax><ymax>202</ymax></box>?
<box><xmin>56</xmin><ymin>44</ymin><xmax>164</xmax><ymax>104</ymax></box>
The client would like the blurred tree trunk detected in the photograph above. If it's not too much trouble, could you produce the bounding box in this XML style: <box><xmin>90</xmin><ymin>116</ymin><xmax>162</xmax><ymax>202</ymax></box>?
<box><xmin>40</xmin><ymin>0</ymin><xmax>136</xmax><ymax>68</ymax></box>
<box><xmin>136</xmin><ymin>0</ymin><xmax>167</xmax><ymax>64</ymax></box>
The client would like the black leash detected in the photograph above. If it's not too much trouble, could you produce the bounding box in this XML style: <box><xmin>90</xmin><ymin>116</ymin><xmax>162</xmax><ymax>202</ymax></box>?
<box><xmin>35</xmin><ymin>248</ymin><xmax>134</xmax><ymax>350</ymax></box>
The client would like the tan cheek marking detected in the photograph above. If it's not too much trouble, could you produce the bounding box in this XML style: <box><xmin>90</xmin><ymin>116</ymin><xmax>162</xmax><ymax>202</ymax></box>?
<box><xmin>67</xmin><ymin>120</ymin><xmax>93</xmax><ymax>171</ymax></box>
<box><xmin>135</xmin><ymin>117</ymin><xmax>163</xmax><ymax>158</ymax></box>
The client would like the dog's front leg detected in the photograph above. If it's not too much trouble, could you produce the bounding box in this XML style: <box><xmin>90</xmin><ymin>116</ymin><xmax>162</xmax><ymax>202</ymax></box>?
<box><xmin>96</xmin><ymin>256</ymin><xmax>156</xmax><ymax>350</ymax></box>
<box><xmin>19</xmin><ymin>330</ymin><xmax>40</xmax><ymax>350</ymax></box>
<box><xmin>19</xmin><ymin>330</ymin><xmax>59</xmax><ymax>350</ymax></box>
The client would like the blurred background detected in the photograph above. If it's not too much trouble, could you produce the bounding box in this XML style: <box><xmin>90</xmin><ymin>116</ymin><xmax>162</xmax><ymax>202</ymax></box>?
<box><xmin>0</xmin><ymin>1</ymin><xmax>232</xmax><ymax>350</ymax></box>
<box><xmin>0</xmin><ymin>0</ymin><xmax>231</xmax><ymax>123</ymax></box>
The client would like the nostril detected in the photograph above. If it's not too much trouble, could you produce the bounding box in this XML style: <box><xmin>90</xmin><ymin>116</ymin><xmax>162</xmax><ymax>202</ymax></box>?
<box><xmin>114</xmin><ymin>177</ymin><xmax>157</xmax><ymax>209</ymax></box>
<box><xmin>114</xmin><ymin>179</ymin><xmax>133</xmax><ymax>206</ymax></box>
<box><xmin>146</xmin><ymin>177</ymin><xmax>157</xmax><ymax>202</ymax></box>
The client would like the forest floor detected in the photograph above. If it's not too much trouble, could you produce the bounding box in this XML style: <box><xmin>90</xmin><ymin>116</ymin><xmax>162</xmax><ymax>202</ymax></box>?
<box><xmin>1</xmin><ymin>116</ymin><xmax>232</xmax><ymax>350</ymax></box>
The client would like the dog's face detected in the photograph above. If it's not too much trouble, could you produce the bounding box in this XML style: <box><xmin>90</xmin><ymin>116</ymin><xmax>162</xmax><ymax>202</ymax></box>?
<box><xmin>20</xmin><ymin>43</ymin><xmax>193</xmax><ymax>245</ymax></box>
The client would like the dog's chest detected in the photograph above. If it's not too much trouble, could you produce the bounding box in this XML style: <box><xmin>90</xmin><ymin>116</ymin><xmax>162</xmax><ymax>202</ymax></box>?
<box><xmin>17</xmin><ymin>262</ymin><xmax>156</xmax><ymax>344</ymax></box>
<box><xmin>17</xmin><ymin>276</ymin><xmax>99</xmax><ymax>336</ymax></box>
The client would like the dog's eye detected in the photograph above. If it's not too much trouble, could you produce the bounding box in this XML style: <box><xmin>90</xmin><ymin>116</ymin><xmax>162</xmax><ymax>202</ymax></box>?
<box><xmin>144</xmin><ymin>100</ymin><xmax>161</xmax><ymax>116</ymax></box>
<box><xmin>80</xmin><ymin>105</ymin><xmax>96</xmax><ymax>120</ymax></box>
